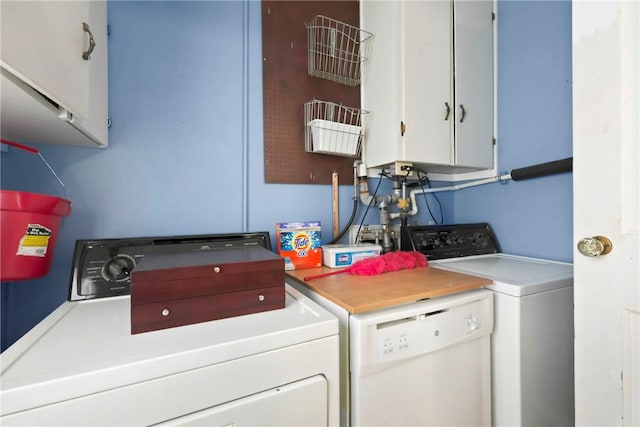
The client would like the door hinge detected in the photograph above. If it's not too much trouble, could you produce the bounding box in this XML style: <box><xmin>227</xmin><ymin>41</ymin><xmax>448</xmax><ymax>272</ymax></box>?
<box><xmin>107</xmin><ymin>116</ymin><xmax>112</xmax><ymax>129</ymax></box>
<box><xmin>492</xmin><ymin>12</ymin><xmax>496</xmax><ymax>21</ymax></box>
<box><xmin>493</xmin><ymin>137</ymin><xmax>496</xmax><ymax>146</ymax></box>
<box><xmin>107</xmin><ymin>24</ymin><xmax>111</xmax><ymax>37</ymax></box>
<box><xmin>400</xmin><ymin>121</ymin><xmax>406</xmax><ymax>136</ymax></box>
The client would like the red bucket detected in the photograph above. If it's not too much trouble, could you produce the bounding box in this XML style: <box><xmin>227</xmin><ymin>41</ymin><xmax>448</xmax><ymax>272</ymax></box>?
<box><xmin>1</xmin><ymin>139</ymin><xmax>72</xmax><ymax>281</ymax></box>
<box><xmin>1</xmin><ymin>191</ymin><xmax>71</xmax><ymax>281</ymax></box>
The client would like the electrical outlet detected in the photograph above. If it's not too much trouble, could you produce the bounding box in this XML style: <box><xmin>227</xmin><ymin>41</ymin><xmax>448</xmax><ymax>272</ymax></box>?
<box><xmin>394</xmin><ymin>161</ymin><xmax>414</xmax><ymax>177</ymax></box>
<box><xmin>349</xmin><ymin>224</ymin><xmax>402</xmax><ymax>246</ymax></box>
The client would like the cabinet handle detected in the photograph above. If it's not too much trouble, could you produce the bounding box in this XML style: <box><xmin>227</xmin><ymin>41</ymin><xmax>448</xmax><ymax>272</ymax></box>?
<box><xmin>444</xmin><ymin>102</ymin><xmax>451</xmax><ymax>121</ymax></box>
<box><xmin>82</xmin><ymin>22</ymin><xmax>96</xmax><ymax>60</ymax></box>
<box><xmin>459</xmin><ymin>104</ymin><xmax>466</xmax><ymax>123</ymax></box>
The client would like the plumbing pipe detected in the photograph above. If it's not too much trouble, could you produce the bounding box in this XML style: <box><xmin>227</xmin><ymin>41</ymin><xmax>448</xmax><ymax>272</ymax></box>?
<box><xmin>390</xmin><ymin>174</ymin><xmax>511</xmax><ymax>219</ymax></box>
<box><xmin>332</xmin><ymin>172</ymin><xmax>339</xmax><ymax>238</ymax></box>
<box><xmin>328</xmin><ymin>161</ymin><xmax>361</xmax><ymax>244</ymax></box>
<box><xmin>389</xmin><ymin>157</ymin><xmax>573</xmax><ymax>220</ymax></box>
<box><xmin>347</xmin><ymin>156</ymin><xmax>573</xmax><ymax>250</ymax></box>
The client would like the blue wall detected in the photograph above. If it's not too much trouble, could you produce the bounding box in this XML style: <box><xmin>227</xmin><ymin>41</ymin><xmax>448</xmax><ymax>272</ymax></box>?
<box><xmin>453</xmin><ymin>0</ymin><xmax>573</xmax><ymax>261</ymax></box>
<box><xmin>1</xmin><ymin>0</ymin><xmax>572</xmax><ymax>351</ymax></box>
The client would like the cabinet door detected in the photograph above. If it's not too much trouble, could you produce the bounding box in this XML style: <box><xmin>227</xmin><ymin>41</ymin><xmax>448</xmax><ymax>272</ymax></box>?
<box><xmin>361</xmin><ymin>0</ymin><xmax>404</xmax><ymax>168</ymax></box>
<box><xmin>362</xmin><ymin>0</ymin><xmax>494</xmax><ymax>173</ymax></box>
<box><xmin>404</xmin><ymin>1</ymin><xmax>453</xmax><ymax>167</ymax></box>
<box><xmin>67</xmin><ymin>0</ymin><xmax>108</xmax><ymax>145</ymax></box>
<box><xmin>362</xmin><ymin>0</ymin><xmax>453</xmax><ymax>170</ymax></box>
<box><xmin>1</xmin><ymin>1</ymin><xmax>91</xmax><ymax>117</ymax></box>
<box><xmin>0</xmin><ymin>1</ymin><xmax>108</xmax><ymax>147</ymax></box>
<box><xmin>453</xmin><ymin>0</ymin><xmax>494</xmax><ymax>169</ymax></box>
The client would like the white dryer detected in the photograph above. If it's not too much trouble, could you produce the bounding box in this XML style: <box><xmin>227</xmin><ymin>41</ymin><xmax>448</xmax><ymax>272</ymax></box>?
<box><xmin>0</xmin><ymin>232</ymin><xmax>339</xmax><ymax>426</ymax></box>
<box><xmin>402</xmin><ymin>223</ymin><xmax>574</xmax><ymax>427</ymax></box>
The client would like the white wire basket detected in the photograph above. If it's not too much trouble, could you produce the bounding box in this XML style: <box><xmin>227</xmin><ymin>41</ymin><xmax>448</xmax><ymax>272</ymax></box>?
<box><xmin>306</xmin><ymin>15</ymin><xmax>373</xmax><ymax>87</ymax></box>
<box><xmin>304</xmin><ymin>99</ymin><xmax>366</xmax><ymax>157</ymax></box>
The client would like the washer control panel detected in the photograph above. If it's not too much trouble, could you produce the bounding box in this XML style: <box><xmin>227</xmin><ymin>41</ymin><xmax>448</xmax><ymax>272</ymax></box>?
<box><xmin>400</xmin><ymin>223</ymin><xmax>500</xmax><ymax>260</ymax></box>
<box><xmin>69</xmin><ymin>232</ymin><xmax>272</xmax><ymax>301</ymax></box>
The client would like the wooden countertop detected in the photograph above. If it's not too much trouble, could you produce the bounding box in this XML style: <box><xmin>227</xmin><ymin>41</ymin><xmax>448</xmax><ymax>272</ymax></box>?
<box><xmin>286</xmin><ymin>265</ymin><xmax>492</xmax><ymax>314</ymax></box>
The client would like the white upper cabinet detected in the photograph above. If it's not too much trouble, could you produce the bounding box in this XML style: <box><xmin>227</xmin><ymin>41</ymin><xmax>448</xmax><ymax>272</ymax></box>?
<box><xmin>1</xmin><ymin>1</ymin><xmax>108</xmax><ymax>148</ymax></box>
<box><xmin>361</xmin><ymin>0</ymin><xmax>494</xmax><ymax>174</ymax></box>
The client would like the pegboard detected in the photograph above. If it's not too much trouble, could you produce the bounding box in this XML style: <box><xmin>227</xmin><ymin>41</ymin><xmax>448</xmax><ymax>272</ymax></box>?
<box><xmin>262</xmin><ymin>1</ymin><xmax>361</xmax><ymax>185</ymax></box>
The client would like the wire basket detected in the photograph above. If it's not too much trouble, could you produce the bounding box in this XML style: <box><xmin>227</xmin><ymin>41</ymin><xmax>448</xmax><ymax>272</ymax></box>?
<box><xmin>306</xmin><ymin>15</ymin><xmax>373</xmax><ymax>87</ymax></box>
<box><xmin>304</xmin><ymin>99</ymin><xmax>366</xmax><ymax>157</ymax></box>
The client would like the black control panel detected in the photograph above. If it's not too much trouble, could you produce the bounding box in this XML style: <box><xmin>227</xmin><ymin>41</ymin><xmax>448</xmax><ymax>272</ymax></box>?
<box><xmin>69</xmin><ymin>232</ymin><xmax>272</xmax><ymax>301</ymax></box>
<box><xmin>400</xmin><ymin>223</ymin><xmax>500</xmax><ymax>260</ymax></box>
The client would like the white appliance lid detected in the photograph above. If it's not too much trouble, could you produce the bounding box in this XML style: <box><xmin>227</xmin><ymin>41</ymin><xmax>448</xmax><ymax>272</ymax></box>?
<box><xmin>0</xmin><ymin>285</ymin><xmax>337</xmax><ymax>416</ymax></box>
<box><xmin>432</xmin><ymin>254</ymin><xmax>573</xmax><ymax>297</ymax></box>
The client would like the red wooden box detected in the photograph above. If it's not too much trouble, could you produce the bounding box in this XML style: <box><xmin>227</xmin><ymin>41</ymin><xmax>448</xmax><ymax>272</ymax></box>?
<box><xmin>130</xmin><ymin>246</ymin><xmax>285</xmax><ymax>334</ymax></box>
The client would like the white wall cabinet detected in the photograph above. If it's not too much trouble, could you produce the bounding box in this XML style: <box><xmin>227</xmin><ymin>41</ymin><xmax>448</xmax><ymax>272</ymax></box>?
<box><xmin>361</xmin><ymin>0</ymin><xmax>494</xmax><ymax>175</ymax></box>
<box><xmin>1</xmin><ymin>1</ymin><xmax>108</xmax><ymax>148</ymax></box>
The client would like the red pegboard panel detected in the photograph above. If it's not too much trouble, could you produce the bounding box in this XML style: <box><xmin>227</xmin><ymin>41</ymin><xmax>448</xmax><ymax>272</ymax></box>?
<box><xmin>262</xmin><ymin>1</ymin><xmax>361</xmax><ymax>185</ymax></box>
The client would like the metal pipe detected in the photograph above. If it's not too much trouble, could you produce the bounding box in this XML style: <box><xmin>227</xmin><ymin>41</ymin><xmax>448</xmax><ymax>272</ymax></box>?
<box><xmin>390</xmin><ymin>175</ymin><xmax>510</xmax><ymax>219</ymax></box>
<box><xmin>241</xmin><ymin>0</ymin><xmax>250</xmax><ymax>232</ymax></box>
<box><xmin>388</xmin><ymin>157</ymin><xmax>572</xmax><ymax>220</ymax></box>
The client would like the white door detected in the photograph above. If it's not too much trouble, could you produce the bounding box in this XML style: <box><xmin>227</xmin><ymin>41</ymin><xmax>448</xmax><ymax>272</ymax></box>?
<box><xmin>573</xmin><ymin>2</ymin><xmax>640</xmax><ymax>426</ymax></box>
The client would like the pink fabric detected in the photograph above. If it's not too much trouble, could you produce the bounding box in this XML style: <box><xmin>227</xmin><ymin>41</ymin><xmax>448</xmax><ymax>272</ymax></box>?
<box><xmin>347</xmin><ymin>251</ymin><xmax>428</xmax><ymax>276</ymax></box>
<box><xmin>303</xmin><ymin>251</ymin><xmax>428</xmax><ymax>281</ymax></box>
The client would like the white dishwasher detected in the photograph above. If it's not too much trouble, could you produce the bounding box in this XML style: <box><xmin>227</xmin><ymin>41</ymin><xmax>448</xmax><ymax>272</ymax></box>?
<box><xmin>349</xmin><ymin>289</ymin><xmax>493</xmax><ymax>427</ymax></box>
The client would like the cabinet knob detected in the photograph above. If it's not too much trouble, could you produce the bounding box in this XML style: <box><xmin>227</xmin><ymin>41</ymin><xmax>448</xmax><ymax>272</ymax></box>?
<box><xmin>82</xmin><ymin>22</ymin><xmax>96</xmax><ymax>60</ymax></box>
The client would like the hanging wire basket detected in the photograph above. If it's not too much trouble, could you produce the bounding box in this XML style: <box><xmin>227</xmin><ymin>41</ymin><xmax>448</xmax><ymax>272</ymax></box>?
<box><xmin>304</xmin><ymin>99</ymin><xmax>367</xmax><ymax>157</ymax></box>
<box><xmin>306</xmin><ymin>15</ymin><xmax>373</xmax><ymax>87</ymax></box>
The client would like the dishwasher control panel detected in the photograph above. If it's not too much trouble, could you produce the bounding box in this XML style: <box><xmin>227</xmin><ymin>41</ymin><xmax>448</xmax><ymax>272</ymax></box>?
<box><xmin>349</xmin><ymin>289</ymin><xmax>493</xmax><ymax>376</ymax></box>
<box><xmin>400</xmin><ymin>223</ymin><xmax>500</xmax><ymax>260</ymax></box>
<box><xmin>374</xmin><ymin>303</ymin><xmax>486</xmax><ymax>361</ymax></box>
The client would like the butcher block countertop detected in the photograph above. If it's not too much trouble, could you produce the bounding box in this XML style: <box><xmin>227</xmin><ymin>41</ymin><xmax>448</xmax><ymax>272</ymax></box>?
<box><xmin>286</xmin><ymin>265</ymin><xmax>492</xmax><ymax>314</ymax></box>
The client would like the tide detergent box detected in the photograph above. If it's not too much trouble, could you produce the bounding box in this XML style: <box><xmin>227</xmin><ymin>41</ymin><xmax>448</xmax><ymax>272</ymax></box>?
<box><xmin>276</xmin><ymin>221</ymin><xmax>322</xmax><ymax>270</ymax></box>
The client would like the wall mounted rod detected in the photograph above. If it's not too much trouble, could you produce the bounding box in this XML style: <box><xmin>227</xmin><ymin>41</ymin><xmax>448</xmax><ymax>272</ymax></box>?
<box><xmin>390</xmin><ymin>157</ymin><xmax>573</xmax><ymax>219</ymax></box>
<box><xmin>510</xmin><ymin>157</ymin><xmax>573</xmax><ymax>181</ymax></box>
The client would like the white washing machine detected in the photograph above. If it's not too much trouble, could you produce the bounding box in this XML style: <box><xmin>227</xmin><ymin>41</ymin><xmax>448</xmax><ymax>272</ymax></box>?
<box><xmin>0</xmin><ymin>232</ymin><xmax>339</xmax><ymax>426</ymax></box>
<box><xmin>402</xmin><ymin>223</ymin><xmax>574</xmax><ymax>427</ymax></box>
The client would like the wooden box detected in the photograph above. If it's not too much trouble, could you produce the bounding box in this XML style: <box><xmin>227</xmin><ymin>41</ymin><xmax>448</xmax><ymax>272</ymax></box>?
<box><xmin>130</xmin><ymin>246</ymin><xmax>285</xmax><ymax>334</ymax></box>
